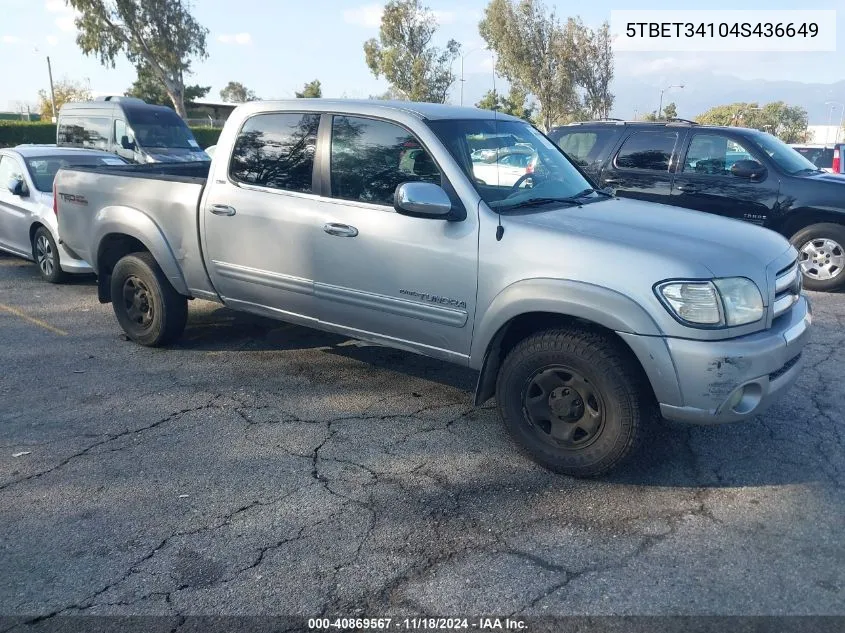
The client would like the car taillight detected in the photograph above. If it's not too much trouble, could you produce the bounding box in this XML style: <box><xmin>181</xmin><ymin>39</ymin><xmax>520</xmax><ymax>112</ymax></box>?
<box><xmin>833</xmin><ymin>148</ymin><xmax>840</xmax><ymax>174</ymax></box>
<box><xmin>52</xmin><ymin>180</ymin><xmax>57</xmax><ymax>215</ymax></box>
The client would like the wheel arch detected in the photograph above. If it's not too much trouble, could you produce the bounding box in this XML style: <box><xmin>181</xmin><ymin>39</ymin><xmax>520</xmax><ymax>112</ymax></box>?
<box><xmin>92</xmin><ymin>206</ymin><xmax>189</xmax><ymax>303</ymax></box>
<box><xmin>772</xmin><ymin>208</ymin><xmax>845</xmax><ymax>239</ymax></box>
<box><xmin>470</xmin><ymin>279</ymin><xmax>666</xmax><ymax>406</ymax></box>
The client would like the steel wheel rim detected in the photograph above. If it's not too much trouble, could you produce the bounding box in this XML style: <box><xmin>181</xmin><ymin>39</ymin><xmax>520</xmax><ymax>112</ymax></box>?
<box><xmin>35</xmin><ymin>234</ymin><xmax>54</xmax><ymax>276</ymax></box>
<box><xmin>799</xmin><ymin>238</ymin><xmax>844</xmax><ymax>281</ymax></box>
<box><xmin>521</xmin><ymin>365</ymin><xmax>606</xmax><ymax>449</ymax></box>
<box><xmin>122</xmin><ymin>276</ymin><xmax>154</xmax><ymax>329</ymax></box>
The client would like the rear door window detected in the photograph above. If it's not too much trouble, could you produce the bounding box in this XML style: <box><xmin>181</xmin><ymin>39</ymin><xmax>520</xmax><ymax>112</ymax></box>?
<box><xmin>551</xmin><ymin>129</ymin><xmax>621</xmax><ymax>167</ymax></box>
<box><xmin>614</xmin><ymin>130</ymin><xmax>679</xmax><ymax>171</ymax></box>
<box><xmin>229</xmin><ymin>112</ymin><xmax>320</xmax><ymax>193</ymax></box>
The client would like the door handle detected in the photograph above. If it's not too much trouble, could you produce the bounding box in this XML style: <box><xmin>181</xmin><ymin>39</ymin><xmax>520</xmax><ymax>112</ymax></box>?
<box><xmin>323</xmin><ymin>223</ymin><xmax>359</xmax><ymax>237</ymax></box>
<box><xmin>675</xmin><ymin>184</ymin><xmax>700</xmax><ymax>193</ymax></box>
<box><xmin>209</xmin><ymin>204</ymin><xmax>236</xmax><ymax>216</ymax></box>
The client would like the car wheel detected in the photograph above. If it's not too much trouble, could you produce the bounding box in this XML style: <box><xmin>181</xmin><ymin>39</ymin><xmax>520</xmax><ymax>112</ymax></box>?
<box><xmin>110</xmin><ymin>252</ymin><xmax>188</xmax><ymax>346</ymax></box>
<box><xmin>495</xmin><ymin>328</ymin><xmax>648</xmax><ymax>477</ymax></box>
<box><xmin>32</xmin><ymin>227</ymin><xmax>67</xmax><ymax>284</ymax></box>
<box><xmin>791</xmin><ymin>223</ymin><xmax>845</xmax><ymax>291</ymax></box>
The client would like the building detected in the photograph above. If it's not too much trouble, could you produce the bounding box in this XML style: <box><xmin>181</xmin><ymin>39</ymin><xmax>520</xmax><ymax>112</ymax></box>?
<box><xmin>804</xmin><ymin>125</ymin><xmax>843</xmax><ymax>145</ymax></box>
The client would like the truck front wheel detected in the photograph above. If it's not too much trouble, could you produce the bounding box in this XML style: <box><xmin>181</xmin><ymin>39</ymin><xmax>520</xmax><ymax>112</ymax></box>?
<box><xmin>495</xmin><ymin>328</ymin><xmax>648</xmax><ymax>478</ymax></box>
<box><xmin>110</xmin><ymin>252</ymin><xmax>188</xmax><ymax>347</ymax></box>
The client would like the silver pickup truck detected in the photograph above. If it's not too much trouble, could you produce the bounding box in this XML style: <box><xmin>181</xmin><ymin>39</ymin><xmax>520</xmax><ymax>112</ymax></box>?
<box><xmin>56</xmin><ymin>100</ymin><xmax>811</xmax><ymax>477</ymax></box>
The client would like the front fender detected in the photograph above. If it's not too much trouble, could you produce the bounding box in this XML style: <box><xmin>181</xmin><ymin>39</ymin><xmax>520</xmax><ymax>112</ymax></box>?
<box><xmin>469</xmin><ymin>278</ymin><xmax>662</xmax><ymax>369</ymax></box>
<box><xmin>93</xmin><ymin>205</ymin><xmax>190</xmax><ymax>296</ymax></box>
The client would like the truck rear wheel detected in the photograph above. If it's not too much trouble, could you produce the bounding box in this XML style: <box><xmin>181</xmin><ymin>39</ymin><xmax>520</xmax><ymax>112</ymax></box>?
<box><xmin>495</xmin><ymin>328</ymin><xmax>647</xmax><ymax>478</ymax></box>
<box><xmin>110</xmin><ymin>252</ymin><xmax>187</xmax><ymax>347</ymax></box>
<box><xmin>790</xmin><ymin>223</ymin><xmax>845</xmax><ymax>291</ymax></box>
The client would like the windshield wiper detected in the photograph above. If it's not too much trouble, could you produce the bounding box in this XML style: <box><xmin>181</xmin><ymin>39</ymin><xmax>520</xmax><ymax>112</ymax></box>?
<box><xmin>499</xmin><ymin>197</ymin><xmax>582</xmax><ymax>210</ymax></box>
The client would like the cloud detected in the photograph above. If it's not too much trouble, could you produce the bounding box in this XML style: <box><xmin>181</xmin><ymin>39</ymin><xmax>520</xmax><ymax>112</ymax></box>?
<box><xmin>343</xmin><ymin>4</ymin><xmax>383</xmax><ymax>28</ymax></box>
<box><xmin>45</xmin><ymin>0</ymin><xmax>78</xmax><ymax>32</ymax></box>
<box><xmin>1</xmin><ymin>35</ymin><xmax>21</xmax><ymax>44</ymax></box>
<box><xmin>46</xmin><ymin>34</ymin><xmax>59</xmax><ymax>46</ymax></box>
<box><xmin>217</xmin><ymin>33</ymin><xmax>252</xmax><ymax>45</ymax></box>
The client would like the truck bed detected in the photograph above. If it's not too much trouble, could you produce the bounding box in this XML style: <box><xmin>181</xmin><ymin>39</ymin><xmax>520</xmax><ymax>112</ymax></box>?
<box><xmin>56</xmin><ymin>162</ymin><xmax>216</xmax><ymax>299</ymax></box>
<box><xmin>66</xmin><ymin>160</ymin><xmax>210</xmax><ymax>183</ymax></box>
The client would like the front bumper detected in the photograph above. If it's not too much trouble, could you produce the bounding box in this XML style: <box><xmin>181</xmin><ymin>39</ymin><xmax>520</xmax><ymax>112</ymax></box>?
<box><xmin>622</xmin><ymin>295</ymin><xmax>812</xmax><ymax>425</ymax></box>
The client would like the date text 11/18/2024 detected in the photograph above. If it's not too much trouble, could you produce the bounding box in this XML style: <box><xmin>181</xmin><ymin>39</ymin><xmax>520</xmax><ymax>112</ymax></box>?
<box><xmin>307</xmin><ymin>617</ymin><xmax>528</xmax><ymax>630</ymax></box>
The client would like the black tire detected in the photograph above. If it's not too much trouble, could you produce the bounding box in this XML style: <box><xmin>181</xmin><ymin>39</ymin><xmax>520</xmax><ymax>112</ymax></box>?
<box><xmin>110</xmin><ymin>252</ymin><xmax>188</xmax><ymax>346</ymax></box>
<box><xmin>495</xmin><ymin>328</ymin><xmax>648</xmax><ymax>478</ymax></box>
<box><xmin>32</xmin><ymin>226</ymin><xmax>67</xmax><ymax>284</ymax></box>
<box><xmin>790</xmin><ymin>223</ymin><xmax>845</xmax><ymax>292</ymax></box>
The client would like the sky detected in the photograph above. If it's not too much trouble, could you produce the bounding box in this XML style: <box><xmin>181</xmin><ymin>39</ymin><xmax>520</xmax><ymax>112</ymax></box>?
<box><xmin>1</xmin><ymin>0</ymin><xmax>845</xmax><ymax>113</ymax></box>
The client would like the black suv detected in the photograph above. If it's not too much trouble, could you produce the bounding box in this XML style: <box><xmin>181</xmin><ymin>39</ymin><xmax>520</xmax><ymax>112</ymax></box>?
<box><xmin>549</xmin><ymin>120</ymin><xmax>845</xmax><ymax>291</ymax></box>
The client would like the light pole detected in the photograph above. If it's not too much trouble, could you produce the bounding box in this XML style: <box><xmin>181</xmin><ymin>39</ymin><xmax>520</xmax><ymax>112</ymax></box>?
<box><xmin>658</xmin><ymin>84</ymin><xmax>684</xmax><ymax>120</ymax></box>
<box><xmin>459</xmin><ymin>46</ymin><xmax>488</xmax><ymax>107</ymax></box>
<box><xmin>825</xmin><ymin>101</ymin><xmax>844</xmax><ymax>144</ymax></box>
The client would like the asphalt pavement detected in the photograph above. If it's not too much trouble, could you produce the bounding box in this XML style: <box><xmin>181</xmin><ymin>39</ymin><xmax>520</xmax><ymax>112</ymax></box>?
<box><xmin>0</xmin><ymin>250</ymin><xmax>843</xmax><ymax>629</ymax></box>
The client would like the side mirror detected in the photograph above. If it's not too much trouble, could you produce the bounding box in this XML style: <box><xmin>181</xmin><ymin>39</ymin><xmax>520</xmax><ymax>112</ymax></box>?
<box><xmin>120</xmin><ymin>135</ymin><xmax>136</xmax><ymax>151</ymax></box>
<box><xmin>730</xmin><ymin>159</ymin><xmax>766</xmax><ymax>180</ymax></box>
<box><xmin>394</xmin><ymin>182</ymin><xmax>452</xmax><ymax>219</ymax></box>
<box><xmin>7</xmin><ymin>177</ymin><xmax>27</xmax><ymax>197</ymax></box>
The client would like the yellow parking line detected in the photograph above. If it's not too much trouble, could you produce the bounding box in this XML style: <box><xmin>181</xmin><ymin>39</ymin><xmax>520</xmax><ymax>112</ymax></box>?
<box><xmin>0</xmin><ymin>303</ymin><xmax>68</xmax><ymax>336</ymax></box>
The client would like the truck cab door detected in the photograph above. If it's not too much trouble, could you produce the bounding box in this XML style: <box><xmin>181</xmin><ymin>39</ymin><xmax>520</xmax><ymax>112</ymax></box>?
<box><xmin>201</xmin><ymin>112</ymin><xmax>323</xmax><ymax>323</ymax></box>
<box><xmin>314</xmin><ymin>114</ymin><xmax>478</xmax><ymax>360</ymax></box>
<box><xmin>669</xmin><ymin>131</ymin><xmax>779</xmax><ymax>226</ymax></box>
<box><xmin>599</xmin><ymin>128</ymin><xmax>684</xmax><ymax>205</ymax></box>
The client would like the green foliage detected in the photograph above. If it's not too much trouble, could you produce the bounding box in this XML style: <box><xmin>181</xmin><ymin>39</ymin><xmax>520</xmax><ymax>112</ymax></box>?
<box><xmin>0</xmin><ymin>121</ymin><xmax>58</xmax><ymax>147</ymax></box>
<box><xmin>364</xmin><ymin>0</ymin><xmax>459</xmax><ymax>103</ymax></box>
<box><xmin>220</xmin><ymin>81</ymin><xmax>257</xmax><ymax>103</ymax></box>
<box><xmin>642</xmin><ymin>102</ymin><xmax>677</xmax><ymax>121</ymax></box>
<box><xmin>475</xmin><ymin>87</ymin><xmax>535</xmax><ymax>120</ymax></box>
<box><xmin>189</xmin><ymin>126</ymin><xmax>222</xmax><ymax>148</ymax></box>
<box><xmin>479</xmin><ymin>0</ymin><xmax>614</xmax><ymax>130</ymax></box>
<box><xmin>37</xmin><ymin>78</ymin><xmax>92</xmax><ymax>118</ymax></box>
<box><xmin>295</xmin><ymin>80</ymin><xmax>322</xmax><ymax>99</ymax></box>
<box><xmin>0</xmin><ymin>120</ymin><xmax>221</xmax><ymax>149</ymax></box>
<box><xmin>695</xmin><ymin>101</ymin><xmax>809</xmax><ymax>143</ymax></box>
<box><xmin>68</xmin><ymin>0</ymin><xmax>208</xmax><ymax>117</ymax></box>
<box><xmin>126</xmin><ymin>63</ymin><xmax>209</xmax><ymax>106</ymax></box>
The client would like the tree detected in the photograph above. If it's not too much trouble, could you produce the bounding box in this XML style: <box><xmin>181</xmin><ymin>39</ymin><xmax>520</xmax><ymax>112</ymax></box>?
<box><xmin>220</xmin><ymin>81</ymin><xmax>257</xmax><ymax>103</ymax></box>
<box><xmin>37</xmin><ymin>78</ymin><xmax>91</xmax><ymax>118</ymax></box>
<box><xmin>641</xmin><ymin>102</ymin><xmax>677</xmax><ymax>122</ymax></box>
<box><xmin>573</xmin><ymin>21</ymin><xmax>614</xmax><ymax>119</ymax></box>
<box><xmin>67</xmin><ymin>0</ymin><xmax>208</xmax><ymax>118</ymax></box>
<box><xmin>475</xmin><ymin>87</ymin><xmax>535</xmax><ymax>120</ymax></box>
<box><xmin>126</xmin><ymin>62</ymin><xmax>209</xmax><ymax>106</ymax></box>
<box><xmin>696</xmin><ymin>101</ymin><xmax>809</xmax><ymax>142</ymax></box>
<box><xmin>295</xmin><ymin>79</ymin><xmax>322</xmax><ymax>99</ymax></box>
<box><xmin>363</xmin><ymin>0</ymin><xmax>460</xmax><ymax>103</ymax></box>
<box><xmin>480</xmin><ymin>0</ymin><xmax>579</xmax><ymax>131</ymax></box>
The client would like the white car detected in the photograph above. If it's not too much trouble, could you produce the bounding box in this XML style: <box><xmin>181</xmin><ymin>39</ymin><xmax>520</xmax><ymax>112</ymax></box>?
<box><xmin>0</xmin><ymin>146</ymin><xmax>126</xmax><ymax>282</ymax></box>
<box><xmin>205</xmin><ymin>145</ymin><xmax>216</xmax><ymax>158</ymax></box>
<box><xmin>472</xmin><ymin>151</ymin><xmax>539</xmax><ymax>187</ymax></box>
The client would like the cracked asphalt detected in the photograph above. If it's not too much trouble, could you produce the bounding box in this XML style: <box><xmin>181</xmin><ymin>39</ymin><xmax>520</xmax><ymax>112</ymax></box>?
<box><xmin>0</xmin><ymin>250</ymin><xmax>843</xmax><ymax>627</ymax></box>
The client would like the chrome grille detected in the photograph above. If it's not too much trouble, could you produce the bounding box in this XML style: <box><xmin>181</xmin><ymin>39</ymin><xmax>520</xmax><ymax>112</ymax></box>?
<box><xmin>772</xmin><ymin>259</ymin><xmax>801</xmax><ymax>319</ymax></box>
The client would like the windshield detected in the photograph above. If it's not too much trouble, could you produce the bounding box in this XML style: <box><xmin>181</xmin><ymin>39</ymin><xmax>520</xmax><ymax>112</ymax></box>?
<box><xmin>427</xmin><ymin>119</ymin><xmax>597</xmax><ymax>210</ymax></box>
<box><xmin>24</xmin><ymin>154</ymin><xmax>125</xmax><ymax>192</ymax></box>
<box><xmin>125</xmin><ymin>107</ymin><xmax>199</xmax><ymax>150</ymax></box>
<box><xmin>750</xmin><ymin>131</ymin><xmax>819</xmax><ymax>174</ymax></box>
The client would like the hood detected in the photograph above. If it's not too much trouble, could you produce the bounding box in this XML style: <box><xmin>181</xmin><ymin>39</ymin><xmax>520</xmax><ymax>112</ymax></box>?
<box><xmin>143</xmin><ymin>147</ymin><xmax>210</xmax><ymax>163</ymax></box>
<box><xmin>509</xmin><ymin>197</ymin><xmax>792</xmax><ymax>279</ymax></box>
<box><xmin>801</xmin><ymin>171</ymin><xmax>845</xmax><ymax>184</ymax></box>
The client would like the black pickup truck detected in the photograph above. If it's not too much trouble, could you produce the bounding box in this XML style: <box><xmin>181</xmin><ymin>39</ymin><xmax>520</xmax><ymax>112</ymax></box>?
<box><xmin>549</xmin><ymin>120</ymin><xmax>845</xmax><ymax>291</ymax></box>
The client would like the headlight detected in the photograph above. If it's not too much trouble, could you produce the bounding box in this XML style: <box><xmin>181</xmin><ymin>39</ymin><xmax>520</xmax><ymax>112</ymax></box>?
<box><xmin>713</xmin><ymin>277</ymin><xmax>764</xmax><ymax>326</ymax></box>
<box><xmin>656</xmin><ymin>278</ymin><xmax>763</xmax><ymax>328</ymax></box>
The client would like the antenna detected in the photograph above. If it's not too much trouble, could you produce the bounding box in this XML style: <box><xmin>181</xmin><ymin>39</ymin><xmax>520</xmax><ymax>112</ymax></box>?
<box><xmin>491</xmin><ymin>51</ymin><xmax>504</xmax><ymax>242</ymax></box>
